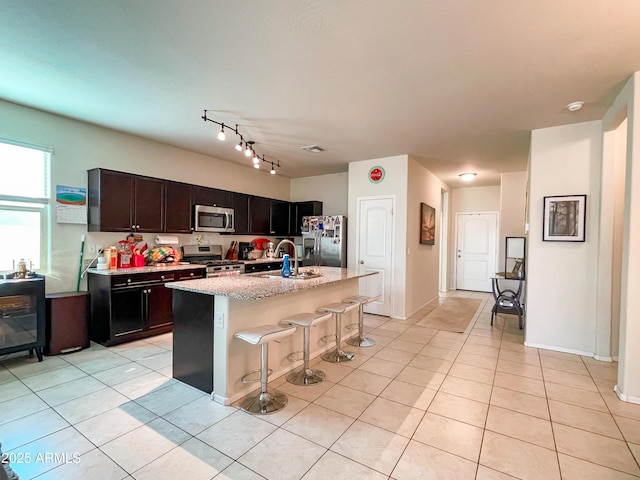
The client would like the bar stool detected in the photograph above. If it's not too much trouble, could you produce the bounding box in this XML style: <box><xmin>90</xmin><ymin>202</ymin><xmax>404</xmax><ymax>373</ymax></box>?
<box><xmin>234</xmin><ymin>324</ymin><xmax>296</xmax><ymax>414</ymax></box>
<box><xmin>281</xmin><ymin>311</ymin><xmax>332</xmax><ymax>385</ymax></box>
<box><xmin>343</xmin><ymin>295</ymin><xmax>382</xmax><ymax>347</ymax></box>
<box><xmin>318</xmin><ymin>302</ymin><xmax>359</xmax><ymax>363</ymax></box>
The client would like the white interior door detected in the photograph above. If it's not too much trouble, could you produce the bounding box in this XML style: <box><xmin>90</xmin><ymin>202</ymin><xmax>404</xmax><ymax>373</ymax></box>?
<box><xmin>357</xmin><ymin>196</ymin><xmax>394</xmax><ymax>316</ymax></box>
<box><xmin>455</xmin><ymin>212</ymin><xmax>498</xmax><ymax>292</ymax></box>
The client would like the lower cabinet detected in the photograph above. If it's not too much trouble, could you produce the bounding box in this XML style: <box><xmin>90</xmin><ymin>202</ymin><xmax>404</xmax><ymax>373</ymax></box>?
<box><xmin>243</xmin><ymin>261</ymin><xmax>284</xmax><ymax>274</ymax></box>
<box><xmin>88</xmin><ymin>268</ymin><xmax>206</xmax><ymax>346</ymax></box>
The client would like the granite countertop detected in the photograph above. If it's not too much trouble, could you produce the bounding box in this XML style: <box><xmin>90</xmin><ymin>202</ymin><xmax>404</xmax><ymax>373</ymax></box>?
<box><xmin>166</xmin><ymin>266</ymin><xmax>376</xmax><ymax>300</ymax></box>
<box><xmin>241</xmin><ymin>257</ymin><xmax>284</xmax><ymax>264</ymax></box>
<box><xmin>87</xmin><ymin>263</ymin><xmax>206</xmax><ymax>275</ymax></box>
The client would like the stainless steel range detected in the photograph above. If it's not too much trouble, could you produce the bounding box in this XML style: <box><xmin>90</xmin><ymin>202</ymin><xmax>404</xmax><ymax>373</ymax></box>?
<box><xmin>181</xmin><ymin>245</ymin><xmax>244</xmax><ymax>277</ymax></box>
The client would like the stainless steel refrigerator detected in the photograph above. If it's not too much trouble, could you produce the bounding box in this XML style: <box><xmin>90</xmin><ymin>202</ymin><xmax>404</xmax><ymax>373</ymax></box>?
<box><xmin>301</xmin><ymin>215</ymin><xmax>347</xmax><ymax>267</ymax></box>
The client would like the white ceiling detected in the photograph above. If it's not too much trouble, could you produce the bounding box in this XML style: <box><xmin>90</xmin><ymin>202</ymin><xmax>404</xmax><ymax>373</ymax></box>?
<box><xmin>2</xmin><ymin>1</ymin><xmax>640</xmax><ymax>186</ymax></box>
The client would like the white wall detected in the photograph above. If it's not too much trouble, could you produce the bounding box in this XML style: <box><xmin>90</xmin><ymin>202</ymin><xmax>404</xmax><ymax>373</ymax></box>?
<box><xmin>406</xmin><ymin>157</ymin><xmax>450</xmax><ymax>315</ymax></box>
<box><xmin>601</xmin><ymin>72</ymin><xmax>640</xmax><ymax>403</ymax></box>
<box><xmin>527</xmin><ymin>120</ymin><xmax>602</xmax><ymax>355</ymax></box>
<box><xmin>499</xmin><ymin>172</ymin><xmax>527</xmax><ymax>271</ymax></box>
<box><xmin>290</xmin><ymin>172</ymin><xmax>348</xmax><ymax>215</ymax></box>
<box><xmin>348</xmin><ymin>155</ymin><xmax>408</xmax><ymax>319</ymax></box>
<box><xmin>451</xmin><ymin>185</ymin><xmax>500</xmax><ymax>213</ymax></box>
<box><xmin>0</xmin><ymin>100</ymin><xmax>291</xmax><ymax>292</ymax></box>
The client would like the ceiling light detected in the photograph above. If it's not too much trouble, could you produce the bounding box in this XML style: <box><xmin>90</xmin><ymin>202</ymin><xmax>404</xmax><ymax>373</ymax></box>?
<box><xmin>300</xmin><ymin>145</ymin><xmax>324</xmax><ymax>153</ymax></box>
<box><xmin>566</xmin><ymin>101</ymin><xmax>584</xmax><ymax>112</ymax></box>
<box><xmin>202</xmin><ymin>111</ymin><xmax>281</xmax><ymax>174</ymax></box>
<box><xmin>459</xmin><ymin>173</ymin><xmax>477</xmax><ymax>182</ymax></box>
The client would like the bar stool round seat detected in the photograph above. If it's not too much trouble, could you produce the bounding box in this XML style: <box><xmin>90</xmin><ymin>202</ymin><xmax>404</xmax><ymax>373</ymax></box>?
<box><xmin>317</xmin><ymin>302</ymin><xmax>358</xmax><ymax>363</ymax></box>
<box><xmin>343</xmin><ymin>295</ymin><xmax>381</xmax><ymax>348</ymax></box>
<box><xmin>281</xmin><ymin>311</ymin><xmax>332</xmax><ymax>386</ymax></box>
<box><xmin>234</xmin><ymin>324</ymin><xmax>296</xmax><ymax>414</ymax></box>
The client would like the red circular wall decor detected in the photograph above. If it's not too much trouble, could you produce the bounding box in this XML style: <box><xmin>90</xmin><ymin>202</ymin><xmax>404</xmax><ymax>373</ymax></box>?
<box><xmin>368</xmin><ymin>166</ymin><xmax>385</xmax><ymax>183</ymax></box>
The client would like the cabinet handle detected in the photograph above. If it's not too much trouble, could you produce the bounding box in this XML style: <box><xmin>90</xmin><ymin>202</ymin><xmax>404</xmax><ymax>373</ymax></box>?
<box><xmin>190</xmin><ymin>272</ymin><xmax>194</xmax><ymax>277</ymax></box>
<box><xmin>127</xmin><ymin>278</ymin><xmax>132</xmax><ymax>284</ymax></box>
<box><xmin>160</xmin><ymin>275</ymin><xmax>165</xmax><ymax>280</ymax></box>
<box><xmin>136</xmin><ymin>225</ymin><xmax>140</xmax><ymax>229</ymax></box>
<box><xmin>131</xmin><ymin>225</ymin><xmax>135</xmax><ymax>229</ymax></box>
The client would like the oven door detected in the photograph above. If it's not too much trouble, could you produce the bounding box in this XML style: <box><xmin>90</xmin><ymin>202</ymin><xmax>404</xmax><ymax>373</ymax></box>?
<box><xmin>194</xmin><ymin>205</ymin><xmax>235</xmax><ymax>233</ymax></box>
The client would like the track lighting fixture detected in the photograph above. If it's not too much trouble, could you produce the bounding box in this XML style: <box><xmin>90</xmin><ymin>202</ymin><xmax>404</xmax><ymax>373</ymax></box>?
<box><xmin>202</xmin><ymin>110</ymin><xmax>281</xmax><ymax>174</ymax></box>
<box><xmin>244</xmin><ymin>141</ymin><xmax>253</xmax><ymax>157</ymax></box>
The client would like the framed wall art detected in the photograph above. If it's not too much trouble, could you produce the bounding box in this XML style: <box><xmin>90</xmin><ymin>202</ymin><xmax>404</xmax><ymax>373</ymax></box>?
<box><xmin>420</xmin><ymin>202</ymin><xmax>436</xmax><ymax>245</ymax></box>
<box><xmin>543</xmin><ymin>194</ymin><xmax>586</xmax><ymax>242</ymax></box>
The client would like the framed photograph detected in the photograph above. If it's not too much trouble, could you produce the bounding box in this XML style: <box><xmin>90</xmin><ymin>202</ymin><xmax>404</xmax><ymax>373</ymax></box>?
<box><xmin>543</xmin><ymin>195</ymin><xmax>586</xmax><ymax>242</ymax></box>
<box><xmin>420</xmin><ymin>202</ymin><xmax>436</xmax><ymax>245</ymax></box>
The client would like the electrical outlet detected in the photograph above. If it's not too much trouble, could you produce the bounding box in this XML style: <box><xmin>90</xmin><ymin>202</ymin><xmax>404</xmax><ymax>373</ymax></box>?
<box><xmin>88</xmin><ymin>244</ymin><xmax>96</xmax><ymax>254</ymax></box>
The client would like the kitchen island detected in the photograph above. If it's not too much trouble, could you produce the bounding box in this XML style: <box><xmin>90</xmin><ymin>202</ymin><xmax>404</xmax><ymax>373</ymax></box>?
<box><xmin>167</xmin><ymin>266</ymin><xmax>377</xmax><ymax>405</ymax></box>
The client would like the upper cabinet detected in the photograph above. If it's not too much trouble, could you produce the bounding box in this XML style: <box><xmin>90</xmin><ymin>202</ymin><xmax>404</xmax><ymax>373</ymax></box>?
<box><xmin>230</xmin><ymin>192</ymin><xmax>250</xmax><ymax>235</ymax></box>
<box><xmin>88</xmin><ymin>169</ymin><xmax>164</xmax><ymax>233</ymax></box>
<box><xmin>248</xmin><ymin>196</ymin><xmax>271</xmax><ymax>235</ymax></box>
<box><xmin>291</xmin><ymin>201</ymin><xmax>323</xmax><ymax>236</ymax></box>
<box><xmin>270</xmin><ymin>200</ymin><xmax>291</xmax><ymax>236</ymax></box>
<box><xmin>165</xmin><ymin>181</ymin><xmax>193</xmax><ymax>233</ymax></box>
<box><xmin>193</xmin><ymin>186</ymin><xmax>231</xmax><ymax>208</ymax></box>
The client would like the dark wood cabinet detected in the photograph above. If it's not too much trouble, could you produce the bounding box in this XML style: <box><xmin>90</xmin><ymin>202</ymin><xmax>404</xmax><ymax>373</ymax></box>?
<box><xmin>243</xmin><ymin>261</ymin><xmax>283</xmax><ymax>273</ymax></box>
<box><xmin>87</xmin><ymin>267</ymin><xmax>206</xmax><ymax>346</ymax></box>
<box><xmin>291</xmin><ymin>201</ymin><xmax>323</xmax><ymax>236</ymax></box>
<box><xmin>88</xmin><ymin>169</ymin><xmax>164</xmax><ymax>233</ymax></box>
<box><xmin>134</xmin><ymin>176</ymin><xmax>165</xmax><ymax>232</ymax></box>
<box><xmin>230</xmin><ymin>192</ymin><xmax>250</xmax><ymax>235</ymax></box>
<box><xmin>193</xmin><ymin>186</ymin><xmax>231</xmax><ymax>208</ymax></box>
<box><xmin>165</xmin><ymin>181</ymin><xmax>193</xmax><ymax>233</ymax></box>
<box><xmin>248</xmin><ymin>196</ymin><xmax>271</xmax><ymax>234</ymax></box>
<box><xmin>270</xmin><ymin>200</ymin><xmax>291</xmax><ymax>235</ymax></box>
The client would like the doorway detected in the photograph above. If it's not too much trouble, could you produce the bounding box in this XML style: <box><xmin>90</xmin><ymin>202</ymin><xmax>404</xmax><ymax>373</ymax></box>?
<box><xmin>356</xmin><ymin>195</ymin><xmax>394</xmax><ymax>316</ymax></box>
<box><xmin>455</xmin><ymin>212</ymin><xmax>498</xmax><ymax>292</ymax></box>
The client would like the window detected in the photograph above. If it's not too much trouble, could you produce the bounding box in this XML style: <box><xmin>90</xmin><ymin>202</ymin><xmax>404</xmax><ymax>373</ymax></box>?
<box><xmin>0</xmin><ymin>139</ymin><xmax>51</xmax><ymax>272</ymax></box>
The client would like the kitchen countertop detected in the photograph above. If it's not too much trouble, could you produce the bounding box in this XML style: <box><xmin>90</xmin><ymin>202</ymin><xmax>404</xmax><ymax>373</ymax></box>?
<box><xmin>86</xmin><ymin>264</ymin><xmax>206</xmax><ymax>275</ymax></box>
<box><xmin>166</xmin><ymin>266</ymin><xmax>375</xmax><ymax>300</ymax></box>
<box><xmin>240</xmin><ymin>257</ymin><xmax>284</xmax><ymax>263</ymax></box>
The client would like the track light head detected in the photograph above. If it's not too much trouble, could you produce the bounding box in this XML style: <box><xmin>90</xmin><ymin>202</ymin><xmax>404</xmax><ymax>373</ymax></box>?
<box><xmin>217</xmin><ymin>124</ymin><xmax>225</xmax><ymax>141</ymax></box>
<box><xmin>253</xmin><ymin>163</ymin><xmax>260</xmax><ymax>169</ymax></box>
<box><xmin>235</xmin><ymin>140</ymin><xmax>243</xmax><ymax>152</ymax></box>
<box><xmin>270</xmin><ymin>166</ymin><xmax>276</xmax><ymax>175</ymax></box>
<box><xmin>244</xmin><ymin>140</ymin><xmax>254</xmax><ymax>157</ymax></box>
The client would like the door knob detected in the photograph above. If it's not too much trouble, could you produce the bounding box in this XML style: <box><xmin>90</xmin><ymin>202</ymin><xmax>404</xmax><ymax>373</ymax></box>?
<box><xmin>359</xmin><ymin>260</ymin><xmax>364</xmax><ymax>264</ymax></box>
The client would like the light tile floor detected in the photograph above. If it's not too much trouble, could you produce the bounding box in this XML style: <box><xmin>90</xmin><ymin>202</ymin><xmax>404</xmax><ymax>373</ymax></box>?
<box><xmin>1</xmin><ymin>291</ymin><xmax>639</xmax><ymax>479</ymax></box>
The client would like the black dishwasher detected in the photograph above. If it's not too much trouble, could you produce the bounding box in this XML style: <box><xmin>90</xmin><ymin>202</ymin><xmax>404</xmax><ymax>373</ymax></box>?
<box><xmin>0</xmin><ymin>275</ymin><xmax>45</xmax><ymax>361</ymax></box>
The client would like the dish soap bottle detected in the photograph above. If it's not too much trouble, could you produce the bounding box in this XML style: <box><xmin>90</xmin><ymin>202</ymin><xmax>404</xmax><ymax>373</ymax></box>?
<box><xmin>281</xmin><ymin>254</ymin><xmax>291</xmax><ymax>278</ymax></box>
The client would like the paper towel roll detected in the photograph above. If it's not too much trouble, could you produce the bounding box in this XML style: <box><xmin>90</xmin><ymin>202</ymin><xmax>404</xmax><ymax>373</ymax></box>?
<box><xmin>154</xmin><ymin>235</ymin><xmax>180</xmax><ymax>245</ymax></box>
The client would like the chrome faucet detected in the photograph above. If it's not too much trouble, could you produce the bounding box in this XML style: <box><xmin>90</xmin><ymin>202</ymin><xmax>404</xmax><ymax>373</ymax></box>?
<box><xmin>274</xmin><ymin>239</ymin><xmax>299</xmax><ymax>276</ymax></box>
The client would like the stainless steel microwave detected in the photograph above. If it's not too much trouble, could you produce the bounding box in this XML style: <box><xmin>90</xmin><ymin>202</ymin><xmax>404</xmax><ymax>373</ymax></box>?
<box><xmin>194</xmin><ymin>205</ymin><xmax>235</xmax><ymax>233</ymax></box>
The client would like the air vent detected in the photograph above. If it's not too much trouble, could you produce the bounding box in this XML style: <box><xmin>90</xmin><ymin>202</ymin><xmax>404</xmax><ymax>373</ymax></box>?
<box><xmin>300</xmin><ymin>145</ymin><xmax>324</xmax><ymax>153</ymax></box>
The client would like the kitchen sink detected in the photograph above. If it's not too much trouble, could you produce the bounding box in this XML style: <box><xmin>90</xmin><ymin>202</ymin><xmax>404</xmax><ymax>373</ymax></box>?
<box><xmin>254</xmin><ymin>271</ymin><xmax>322</xmax><ymax>280</ymax></box>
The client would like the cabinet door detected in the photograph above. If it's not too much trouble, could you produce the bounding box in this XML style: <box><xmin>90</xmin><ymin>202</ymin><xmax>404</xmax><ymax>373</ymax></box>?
<box><xmin>146</xmin><ymin>285</ymin><xmax>174</xmax><ymax>329</ymax></box>
<box><xmin>134</xmin><ymin>177</ymin><xmax>165</xmax><ymax>232</ymax></box>
<box><xmin>110</xmin><ymin>289</ymin><xmax>145</xmax><ymax>337</ymax></box>
<box><xmin>230</xmin><ymin>192</ymin><xmax>249</xmax><ymax>235</ymax></box>
<box><xmin>293</xmin><ymin>201</ymin><xmax>323</xmax><ymax>236</ymax></box>
<box><xmin>165</xmin><ymin>181</ymin><xmax>193</xmax><ymax>233</ymax></box>
<box><xmin>193</xmin><ymin>186</ymin><xmax>231</xmax><ymax>207</ymax></box>
<box><xmin>248</xmin><ymin>196</ymin><xmax>271</xmax><ymax>234</ymax></box>
<box><xmin>91</xmin><ymin>170</ymin><xmax>135</xmax><ymax>232</ymax></box>
<box><xmin>270</xmin><ymin>200</ymin><xmax>291</xmax><ymax>235</ymax></box>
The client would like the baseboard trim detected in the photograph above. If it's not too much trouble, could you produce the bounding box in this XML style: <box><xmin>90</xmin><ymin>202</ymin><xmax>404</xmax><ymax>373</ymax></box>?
<box><xmin>593</xmin><ymin>355</ymin><xmax>614</xmax><ymax>362</ymax></box>
<box><xmin>523</xmin><ymin>341</ymin><xmax>593</xmax><ymax>358</ymax></box>
<box><xmin>614</xmin><ymin>384</ymin><xmax>640</xmax><ymax>404</ymax></box>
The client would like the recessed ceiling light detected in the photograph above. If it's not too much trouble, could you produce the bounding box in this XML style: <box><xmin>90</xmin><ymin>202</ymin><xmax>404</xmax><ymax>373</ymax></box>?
<box><xmin>300</xmin><ymin>145</ymin><xmax>324</xmax><ymax>153</ymax></box>
<box><xmin>459</xmin><ymin>173</ymin><xmax>477</xmax><ymax>182</ymax></box>
<box><xmin>566</xmin><ymin>101</ymin><xmax>584</xmax><ymax>112</ymax></box>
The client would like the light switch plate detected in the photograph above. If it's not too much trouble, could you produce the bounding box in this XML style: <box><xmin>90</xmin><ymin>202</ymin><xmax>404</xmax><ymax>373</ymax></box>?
<box><xmin>214</xmin><ymin>312</ymin><xmax>224</xmax><ymax>329</ymax></box>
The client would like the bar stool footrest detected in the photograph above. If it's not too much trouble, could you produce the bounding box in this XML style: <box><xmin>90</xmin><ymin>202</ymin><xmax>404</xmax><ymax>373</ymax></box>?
<box><xmin>241</xmin><ymin>368</ymin><xmax>273</xmax><ymax>384</ymax></box>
